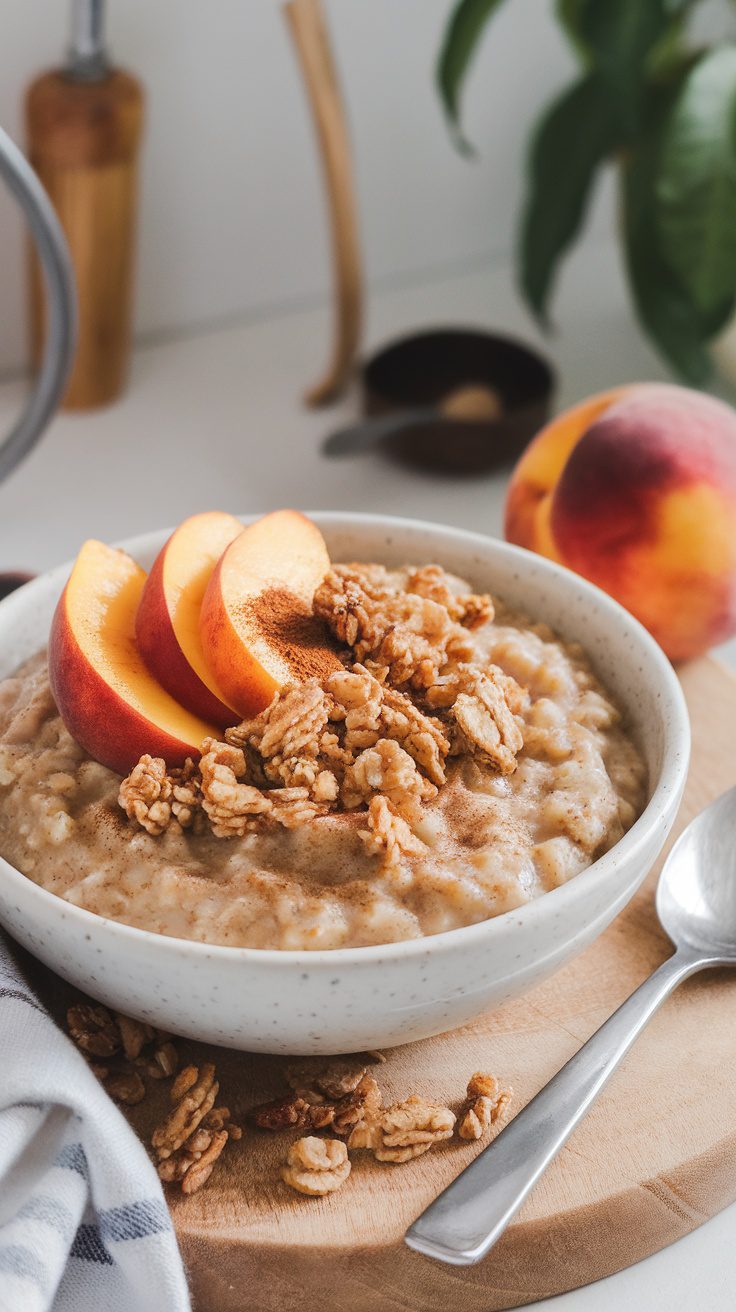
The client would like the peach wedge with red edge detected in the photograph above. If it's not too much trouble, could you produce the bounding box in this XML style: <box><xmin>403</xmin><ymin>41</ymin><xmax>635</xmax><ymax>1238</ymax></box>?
<box><xmin>136</xmin><ymin>511</ymin><xmax>243</xmax><ymax>728</ymax></box>
<box><xmin>505</xmin><ymin>383</ymin><xmax>736</xmax><ymax>662</ymax></box>
<box><xmin>199</xmin><ymin>509</ymin><xmax>341</xmax><ymax>718</ymax></box>
<box><xmin>49</xmin><ymin>539</ymin><xmax>219</xmax><ymax>774</ymax></box>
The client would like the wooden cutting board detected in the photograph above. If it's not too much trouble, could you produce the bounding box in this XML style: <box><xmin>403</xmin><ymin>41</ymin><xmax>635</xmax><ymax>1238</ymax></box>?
<box><xmin>36</xmin><ymin>657</ymin><xmax>736</xmax><ymax>1310</ymax></box>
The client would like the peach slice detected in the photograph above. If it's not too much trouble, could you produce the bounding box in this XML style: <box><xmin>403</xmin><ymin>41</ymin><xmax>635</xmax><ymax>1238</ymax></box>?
<box><xmin>49</xmin><ymin>539</ymin><xmax>218</xmax><ymax>774</ymax></box>
<box><xmin>199</xmin><ymin>509</ymin><xmax>341</xmax><ymax>717</ymax></box>
<box><xmin>136</xmin><ymin>511</ymin><xmax>243</xmax><ymax>727</ymax></box>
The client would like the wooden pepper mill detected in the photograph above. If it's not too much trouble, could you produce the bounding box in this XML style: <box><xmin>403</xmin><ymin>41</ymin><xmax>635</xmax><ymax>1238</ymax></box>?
<box><xmin>25</xmin><ymin>0</ymin><xmax>144</xmax><ymax>410</ymax></box>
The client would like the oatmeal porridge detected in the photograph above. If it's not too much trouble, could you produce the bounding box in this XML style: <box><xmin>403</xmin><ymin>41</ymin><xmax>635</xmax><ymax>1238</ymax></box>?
<box><xmin>0</xmin><ymin>561</ymin><xmax>646</xmax><ymax>949</ymax></box>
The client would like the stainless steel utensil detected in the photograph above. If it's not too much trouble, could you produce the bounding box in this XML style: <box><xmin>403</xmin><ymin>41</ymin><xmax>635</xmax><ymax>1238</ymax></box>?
<box><xmin>323</xmin><ymin>385</ymin><xmax>502</xmax><ymax>458</ymax></box>
<box><xmin>323</xmin><ymin>407</ymin><xmax>438</xmax><ymax>456</ymax></box>
<box><xmin>0</xmin><ymin>127</ymin><xmax>76</xmax><ymax>484</ymax></box>
<box><xmin>405</xmin><ymin>787</ymin><xmax>736</xmax><ymax>1266</ymax></box>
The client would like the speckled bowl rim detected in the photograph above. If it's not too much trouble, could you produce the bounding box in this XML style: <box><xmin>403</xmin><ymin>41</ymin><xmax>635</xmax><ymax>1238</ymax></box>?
<box><xmin>0</xmin><ymin>511</ymin><xmax>690</xmax><ymax>967</ymax></box>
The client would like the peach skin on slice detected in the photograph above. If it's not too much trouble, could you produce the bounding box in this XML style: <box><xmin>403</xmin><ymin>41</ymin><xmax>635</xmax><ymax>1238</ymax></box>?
<box><xmin>200</xmin><ymin>509</ymin><xmax>341</xmax><ymax>718</ymax></box>
<box><xmin>49</xmin><ymin>539</ymin><xmax>219</xmax><ymax>774</ymax></box>
<box><xmin>136</xmin><ymin>511</ymin><xmax>243</xmax><ymax>728</ymax></box>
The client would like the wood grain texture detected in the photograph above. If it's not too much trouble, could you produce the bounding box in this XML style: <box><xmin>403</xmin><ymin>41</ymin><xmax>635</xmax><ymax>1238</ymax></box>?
<box><xmin>284</xmin><ymin>0</ymin><xmax>362</xmax><ymax>406</ymax></box>
<box><xmin>33</xmin><ymin>658</ymin><xmax>736</xmax><ymax>1310</ymax></box>
<box><xmin>26</xmin><ymin>70</ymin><xmax>144</xmax><ymax>410</ymax></box>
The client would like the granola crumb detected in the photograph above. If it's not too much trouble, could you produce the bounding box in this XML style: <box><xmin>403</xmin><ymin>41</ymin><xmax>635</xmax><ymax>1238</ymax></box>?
<box><xmin>358</xmin><ymin>794</ymin><xmax>426</xmax><ymax>871</ymax></box>
<box><xmin>280</xmin><ymin>1136</ymin><xmax>351</xmax><ymax>1196</ymax></box>
<box><xmin>348</xmin><ymin>1094</ymin><xmax>455</xmax><ymax>1162</ymax></box>
<box><xmin>180</xmin><ymin>1129</ymin><xmax>229</xmax><ymax>1195</ymax></box>
<box><xmin>171</xmin><ymin>1064</ymin><xmax>199</xmax><ymax>1102</ymax></box>
<box><xmin>118</xmin><ymin>755</ymin><xmax>173</xmax><ymax>835</ymax></box>
<box><xmin>104</xmin><ymin>1069</ymin><xmax>146</xmax><ymax>1106</ymax></box>
<box><xmin>115</xmin><ymin>1014</ymin><xmax>155</xmax><ymax>1061</ymax></box>
<box><xmin>251</xmin><ymin>1060</ymin><xmax>381</xmax><ymax>1134</ymax></box>
<box><xmin>67</xmin><ymin>1004</ymin><xmax>121</xmax><ymax>1058</ymax></box>
<box><xmin>332</xmin><ymin>1075</ymin><xmax>382</xmax><ymax>1136</ymax></box>
<box><xmin>284</xmin><ymin>1057</ymin><xmax>368</xmax><ymax>1101</ymax></box>
<box><xmin>150</xmin><ymin>1061</ymin><xmax>239</xmax><ymax>1194</ymax></box>
<box><xmin>249</xmin><ymin>1093</ymin><xmax>335</xmax><ymax>1132</ymax></box>
<box><xmin>152</xmin><ymin>1062</ymin><xmax>219</xmax><ymax>1159</ymax></box>
<box><xmin>202</xmin><ymin>1105</ymin><xmax>232</xmax><ymax>1131</ymax></box>
<box><xmin>145</xmin><ymin>1041</ymin><xmax>179</xmax><ymax>1079</ymax></box>
<box><xmin>457</xmin><ymin>1072</ymin><xmax>513</xmax><ymax>1141</ymax></box>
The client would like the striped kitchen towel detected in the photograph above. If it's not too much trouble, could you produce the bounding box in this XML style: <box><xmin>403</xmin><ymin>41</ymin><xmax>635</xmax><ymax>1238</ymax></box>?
<box><xmin>0</xmin><ymin>934</ymin><xmax>190</xmax><ymax>1312</ymax></box>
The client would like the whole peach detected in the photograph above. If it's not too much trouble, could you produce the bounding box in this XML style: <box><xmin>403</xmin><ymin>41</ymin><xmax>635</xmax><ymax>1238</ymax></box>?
<box><xmin>505</xmin><ymin>383</ymin><xmax>736</xmax><ymax>661</ymax></box>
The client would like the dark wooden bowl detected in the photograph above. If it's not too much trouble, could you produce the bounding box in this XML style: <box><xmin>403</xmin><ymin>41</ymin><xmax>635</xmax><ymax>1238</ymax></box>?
<box><xmin>0</xmin><ymin>572</ymin><xmax>35</xmax><ymax>602</ymax></box>
<box><xmin>362</xmin><ymin>327</ymin><xmax>555</xmax><ymax>474</ymax></box>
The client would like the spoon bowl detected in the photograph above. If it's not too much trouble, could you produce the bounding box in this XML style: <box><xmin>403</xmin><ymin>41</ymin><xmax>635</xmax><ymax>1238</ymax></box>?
<box><xmin>657</xmin><ymin>785</ymin><xmax>736</xmax><ymax>960</ymax></box>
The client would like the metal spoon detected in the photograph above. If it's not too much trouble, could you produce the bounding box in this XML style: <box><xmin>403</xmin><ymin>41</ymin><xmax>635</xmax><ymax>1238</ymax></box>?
<box><xmin>322</xmin><ymin>384</ymin><xmax>502</xmax><ymax>457</ymax></box>
<box><xmin>405</xmin><ymin>786</ymin><xmax>736</xmax><ymax>1267</ymax></box>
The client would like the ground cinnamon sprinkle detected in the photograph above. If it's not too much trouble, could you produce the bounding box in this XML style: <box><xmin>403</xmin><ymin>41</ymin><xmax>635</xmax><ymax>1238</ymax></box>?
<box><xmin>238</xmin><ymin>586</ymin><xmax>342</xmax><ymax>682</ymax></box>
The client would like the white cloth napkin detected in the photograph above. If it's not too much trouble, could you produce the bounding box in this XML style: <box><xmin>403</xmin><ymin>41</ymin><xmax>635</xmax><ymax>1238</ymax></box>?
<box><xmin>0</xmin><ymin>933</ymin><xmax>191</xmax><ymax>1312</ymax></box>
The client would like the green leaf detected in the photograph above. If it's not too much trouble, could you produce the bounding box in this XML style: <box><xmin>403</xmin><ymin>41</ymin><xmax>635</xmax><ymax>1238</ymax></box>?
<box><xmin>576</xmin><ymin>0</ymin><xmax>674</xmax><ymax>134</ymax></box>
<box><xmin>555</xmin><ymin>0</ymin><xmax>592</xmax><ymax>62</ymax></box>
<box><xmin>556</xmin><ymin>0</ymin><xmax>689</xmax><ymax>82</ymax></box>
<box><xmin>622</xmin><ymin>101</ymin><xmax>713</xmax><ymax>384</ymax></box>
<box><xmin>657</xmin><ymin>46</ymin><xmax>736</xmax><ymax>322</ymax></box>
<box><xmin>518</xmin><ymin>75</ymin><xmax>617</xmax><ymax>324</ymax></box>
<box><xmin>436</xmin><ymin>0</ymin><xmax>508</xmax><ymax>152</ymax></box>
<box><xmin>646</xmin><ymin>16</ymin><xmax>690</xmax><ymax>83</ymax></box>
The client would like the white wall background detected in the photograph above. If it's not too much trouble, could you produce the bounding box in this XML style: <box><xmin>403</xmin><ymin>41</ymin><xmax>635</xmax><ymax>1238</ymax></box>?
<box><xmin>0</xmin><ymin>0</ymin><xmax>589</xmax><ymax>374</ymax></box>
<box><xmin>0</xmin><ymin>0</ymin><xmax>730</xmax><ymax>375</ymax></box>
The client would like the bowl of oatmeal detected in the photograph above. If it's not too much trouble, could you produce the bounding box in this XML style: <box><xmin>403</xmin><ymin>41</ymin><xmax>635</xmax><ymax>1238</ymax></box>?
<box><xmin>0</xmin><ymin>514</ymin><xmax>689</xmax><ymax>1053</ymax></box>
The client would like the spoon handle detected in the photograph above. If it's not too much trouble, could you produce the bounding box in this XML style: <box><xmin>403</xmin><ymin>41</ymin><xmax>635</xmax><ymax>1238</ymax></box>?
<box><xmin>323</xmin><ymin>409</ymin><xmax>433</xmax><ymax>456</ymax></box>
<box><xmin>405</xmin><ymin>943</ymin><xmax>705</xmax><ymax>1267</ymax></box>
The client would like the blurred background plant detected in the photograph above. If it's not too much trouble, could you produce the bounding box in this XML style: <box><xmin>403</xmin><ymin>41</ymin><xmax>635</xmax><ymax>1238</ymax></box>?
<box><xmin>437</xmin><ymin>0</ymin><xmax>736</xmax><ymax>385</ymax></box>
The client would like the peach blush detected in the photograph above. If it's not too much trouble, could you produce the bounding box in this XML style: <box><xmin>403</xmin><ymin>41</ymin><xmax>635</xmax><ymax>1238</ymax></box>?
<box><xmin>505</xmin><ymin>384</ymin><xmax>736</xmax><ymax>661</ymax></box>
<box><xmin>136</xmin><ymin>511</ymin><xmax>243</xmax><ymax>728</ymax></box>
<box><xmin>49</xmin><ymin>539</ymin><xmax>218</xmax><ymax>773</ymax></box>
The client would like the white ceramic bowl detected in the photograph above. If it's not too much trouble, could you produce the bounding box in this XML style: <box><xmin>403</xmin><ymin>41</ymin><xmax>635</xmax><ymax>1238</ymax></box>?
<box><xmin>0</xmin><ymin>514</ymin><xmax>690</xmax><ymax>1054</ymax></box>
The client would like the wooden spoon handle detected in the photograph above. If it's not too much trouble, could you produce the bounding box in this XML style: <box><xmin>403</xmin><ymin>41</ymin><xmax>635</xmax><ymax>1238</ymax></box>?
<box><xmin>284</xmin><ymin>0</ymin><xmax>362</xmax><ymax>407</ymax></box>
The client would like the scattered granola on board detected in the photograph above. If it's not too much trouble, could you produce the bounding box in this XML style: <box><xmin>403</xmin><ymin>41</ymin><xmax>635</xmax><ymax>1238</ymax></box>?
<box><xmin>66</xmin><ymin>1005</ymin><xmax>242</xmax><ymax>1195</ymax></box>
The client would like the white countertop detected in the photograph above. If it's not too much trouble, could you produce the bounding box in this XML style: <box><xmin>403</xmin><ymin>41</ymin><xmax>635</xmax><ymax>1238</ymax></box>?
<box><xmin>0</xmin><ymin>239</ymin><xmax>733</xmax><ymax>1310</ymax></box>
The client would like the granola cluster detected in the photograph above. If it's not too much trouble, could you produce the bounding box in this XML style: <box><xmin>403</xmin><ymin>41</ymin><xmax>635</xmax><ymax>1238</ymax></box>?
<box><xmin>313</xmin><ymin>563</ymin><xmax>493</xmax><ymax>689</ymax></box>
<box><xmin>66</xmin><ymin>1003</ymin><xmax>242</xmax><ymax>1195</ymax></box>
<box><xmin>348</xmin><ymin>1095</ymin><xmax>456</xmax><ymax>1162</ymax></box>
<box><xmin>250</xmin><ymin>1057</ymin><xmax>382</xmax><ymax>1136</ymax></box>
<box><xmin>119</xmin><ymin>563</ymin><xmax>526</xmax><ymax>871</ymax></box>
<box><xmin>67</xmin><ymin>1003</ymin><xmax>179</xmax><ymax>1103</ymax></box>
<box><xmin>280</xmin><ymin>1136</ymin><xmax>351</xmax><ymax>1196</ymax></box>
<box><xmin>457</xmin><ymin>1071</ymin><xmax>513</xmax><ymax>1141</ymax></box>
<box><xmin>118</xmin><ymin>757</ymin><xmax>203</xmax><ymax>837</ymax></box>
<box><xmin>152</xmin><ymin>1062</ymin><xmax>242</xmax><ymax>1194</ymax></box>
